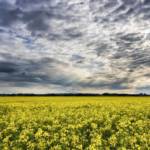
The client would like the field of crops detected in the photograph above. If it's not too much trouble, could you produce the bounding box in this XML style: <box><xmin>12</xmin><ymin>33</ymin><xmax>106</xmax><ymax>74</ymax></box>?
<box><xmin>0</xmin><ymin>96</ymin><xmax>149</xmax><ymax>150</ymax></box>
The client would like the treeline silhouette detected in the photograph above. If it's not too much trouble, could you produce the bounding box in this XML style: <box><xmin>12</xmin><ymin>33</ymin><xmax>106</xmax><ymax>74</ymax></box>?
<box><xmin>0</xmin><ymin>93</ymin><xmax>149</xmax><ymax>96</ymax></box>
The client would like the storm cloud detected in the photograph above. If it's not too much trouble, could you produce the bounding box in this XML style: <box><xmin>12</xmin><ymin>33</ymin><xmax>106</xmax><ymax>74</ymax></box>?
<box><xmin>0</xmin><ymin>0</ymin><xmax>150</xmax><ymax>94</ymax></box>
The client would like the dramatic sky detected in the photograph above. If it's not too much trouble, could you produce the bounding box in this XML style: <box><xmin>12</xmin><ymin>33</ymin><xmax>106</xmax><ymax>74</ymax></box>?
<box><xmin>0</xmin><ymin>0</ymin><xmax>150</xmax><ymax>94</ymax></box>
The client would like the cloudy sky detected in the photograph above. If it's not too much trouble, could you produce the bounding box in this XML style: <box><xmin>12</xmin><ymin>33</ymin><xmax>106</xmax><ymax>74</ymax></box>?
<box><xmin>0</xmin><ymin>0</ymin><xmax>150</xmax><ymax>94</ymax></box>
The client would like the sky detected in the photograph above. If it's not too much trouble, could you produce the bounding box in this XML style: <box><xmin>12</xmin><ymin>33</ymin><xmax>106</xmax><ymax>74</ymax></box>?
<box><xmin>0</xmin><ymin>0</ymin><xmax>150</xmax><ymax>94</ymax></box>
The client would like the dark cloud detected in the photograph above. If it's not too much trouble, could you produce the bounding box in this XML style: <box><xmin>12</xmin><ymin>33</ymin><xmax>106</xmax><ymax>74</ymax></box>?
<box><xmin>0</xmin><ymin>55</ymin><xmax>75</xmax><ymax>88</ymax></box>
<box><xmin>0</xmin><ymin>62</ymin><xmax>18</xmax><ymax>73</ymax></box>
<box><xmin>64</xmin><ymin>28</ymin><xmax>83</xmax><ymax>39</ymax></box>
<box><xmin>0</xmin><ymin>2</ymin><xmax>20</xmax><ymax>26</ymax></box>
<box><xmin>94</xmin><ymin>44</ymin><xmax>110</xmax><ymax>56</ymax></box>
<box><xmin>89</xmin><ymin>0</ymin><xmax>150</xmax><ymax>23</ymax></box>
<box><xmin>119</xmin><ymin>33</ymin><xmax>141</xmax><ymax>42</ymax></box>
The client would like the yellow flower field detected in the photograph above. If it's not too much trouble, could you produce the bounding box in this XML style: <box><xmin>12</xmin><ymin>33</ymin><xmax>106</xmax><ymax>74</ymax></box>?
<box><xmin>0</xmin><ymin>96</ymin><xmax>149</xmax><ymax>150</ymax></box>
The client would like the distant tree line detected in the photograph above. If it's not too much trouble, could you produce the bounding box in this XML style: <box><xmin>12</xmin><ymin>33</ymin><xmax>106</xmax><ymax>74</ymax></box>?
<box><xmin>0</xmin><ymin>93</ymin><xmax>149</xmax><ymax>96</ymax></box>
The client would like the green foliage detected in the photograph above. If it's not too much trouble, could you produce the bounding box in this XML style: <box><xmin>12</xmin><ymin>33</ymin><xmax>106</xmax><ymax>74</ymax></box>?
<box><xmin>0</xmin><ymin>96</ymin><xmax>149</xmax><ymax>150</ymax></box>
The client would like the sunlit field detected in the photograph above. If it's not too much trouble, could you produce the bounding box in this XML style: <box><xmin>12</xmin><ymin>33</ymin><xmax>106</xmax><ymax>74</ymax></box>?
<box><xmin>0</xmin><ymin>96</ymin><xmax>149</xmax><ymax>150</ymax></box>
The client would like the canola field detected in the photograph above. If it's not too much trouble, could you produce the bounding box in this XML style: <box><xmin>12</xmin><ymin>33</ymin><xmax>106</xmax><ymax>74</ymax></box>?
<box><xmin>0</xmin><ymin>96</ymin><xmax>149</xmax><ymax>150</ymax></box>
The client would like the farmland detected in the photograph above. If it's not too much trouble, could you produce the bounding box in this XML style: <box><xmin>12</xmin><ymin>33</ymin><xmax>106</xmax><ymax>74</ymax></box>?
<box><xmin>0</xmin><ymin>96</ymin><xmax>149</xmax><ymax>150</ymax></box>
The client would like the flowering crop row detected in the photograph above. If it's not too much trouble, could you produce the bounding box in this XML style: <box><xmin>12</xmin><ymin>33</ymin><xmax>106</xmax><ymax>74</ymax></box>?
<box><xmin>0</xmin><ymin>96</ymin><xmax>149</xmax><ymax>150</ymax></box>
